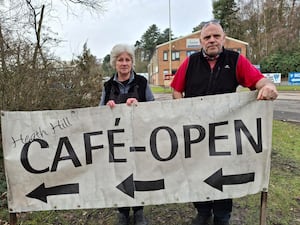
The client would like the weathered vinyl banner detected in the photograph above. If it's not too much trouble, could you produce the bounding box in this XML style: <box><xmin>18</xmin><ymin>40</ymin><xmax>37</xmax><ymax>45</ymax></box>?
<box><xmin>1</xmin><ymin>91</ymin><xmax>274</xmax><ymax>213</ymax></box>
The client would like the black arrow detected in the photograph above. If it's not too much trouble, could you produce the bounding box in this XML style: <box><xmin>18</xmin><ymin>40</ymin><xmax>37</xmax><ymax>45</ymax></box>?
<box><xmin>26</xmin><ymin>183</ymin><xmax>79</xmax><ymax>203</ymax></box>
<box><xmin>116</xmin><ymin>174</ymin><xmax>165</xmax><ymax>198</ymax></box>
<box><xmin>204</xmin><ymin>168</ymin><xmax>255</xmax><ymax>192</ymax></box>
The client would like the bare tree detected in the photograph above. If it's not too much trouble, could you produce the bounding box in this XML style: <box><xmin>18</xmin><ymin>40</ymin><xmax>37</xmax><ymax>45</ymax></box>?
<box><xmin>0</xmin><ymin>0</ymin><xmax>107</xmax><ymax>111</ymax></box>
<box><xmin>237</xmin><ymin>0</ymin><xmax>300</xmax><ymax>62</ymax></box>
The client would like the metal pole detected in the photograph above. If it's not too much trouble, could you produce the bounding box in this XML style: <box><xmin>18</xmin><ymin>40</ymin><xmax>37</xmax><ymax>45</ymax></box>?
<box><xmin>9</xmin><ymin>213</ymin><xmax>17</xmax><ymax>225</ymax></box>
<box><xmin>168</xmin><ymin>0</ymin><xmax>172</xmax><ymax>77</ymax></box>
<box><xmin>260</xmin><ymin>191</ymin><xmax>268</xmax><ymax>225</ymax></box>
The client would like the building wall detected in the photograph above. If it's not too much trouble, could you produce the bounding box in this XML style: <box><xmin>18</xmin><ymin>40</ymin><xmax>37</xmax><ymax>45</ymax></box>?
<box><xmin>148</xmin><ymin>31</ymin><xmax>248</xmax><ymax>86</ymax></box>
<box><xmin>224</xmin><ymin>37</ymin><xmax>247</xmax><ymax>56</ymax></box>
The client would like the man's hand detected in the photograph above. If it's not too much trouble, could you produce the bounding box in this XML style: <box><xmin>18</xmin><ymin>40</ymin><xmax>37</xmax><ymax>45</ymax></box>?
<box><xmin>257</xmin><ymin>83</ymin><xmax>278</xmax><ymax>100</ymax></box>
<box><xmin>256</xmin><ymin>78</ymin><xmax>278</xmax><ymax>100</ymax></box>
<box><xmin>172</xmin><ymin>90</ymin><xmax>183</xmax><ymax>99</ymax></box>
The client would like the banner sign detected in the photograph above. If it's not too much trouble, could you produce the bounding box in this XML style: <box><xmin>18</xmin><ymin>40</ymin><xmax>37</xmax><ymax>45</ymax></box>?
<box><xmin>1</xmin><ymin>91</ymin><xmax>274</xmax><ymax>213</ymax></box>
<box><xmin>186</xmin><ymin>38</ymin><xmax>201</xmax><ymax>48</ymax></box>
<box><xmin>263</xmin><ymin>73</ymin><xmax>281</xmax><ymax>84</ymax></box>
<box><xmin>288</xmin><ymin>72</ymin><xmax>300</xmax><ymax>85</ymax></box>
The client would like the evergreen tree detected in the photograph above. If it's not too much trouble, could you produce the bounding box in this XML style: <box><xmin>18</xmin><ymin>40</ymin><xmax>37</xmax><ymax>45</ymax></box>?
<box><xmin>212</xmin><ymin>0</ymin><xmax>242</xmax><ymax>39</ymax></box>
<box><xmin>140</xmin><ymin>24</ymin><xmax>161</xmax><ymax>61</ymax></box>
<box><xmin>157</xmin><ymin>28</ymin><xmax>174</xmax><ymax>45</ymax></box>
<box><xmin>75</xmin><ymin>42</ymin><xmax>98</xmax><ymax>75</ymax></box>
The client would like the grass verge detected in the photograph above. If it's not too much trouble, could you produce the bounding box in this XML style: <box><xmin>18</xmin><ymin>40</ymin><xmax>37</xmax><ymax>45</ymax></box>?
<box><xmin>150</xmin><ymin>85</ymin><xmax>300</xmax><ymax>94</ymax></box>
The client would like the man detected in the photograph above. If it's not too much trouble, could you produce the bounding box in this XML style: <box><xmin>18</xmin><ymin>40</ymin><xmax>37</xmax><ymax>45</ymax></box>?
<box><xmin>170</xmin><ymin>21</ymin><xmax>278</xmax><ymax>225</ymax></box>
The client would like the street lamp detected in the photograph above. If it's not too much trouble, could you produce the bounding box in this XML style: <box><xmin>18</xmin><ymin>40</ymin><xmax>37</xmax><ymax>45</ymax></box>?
<box><xmin>168</xmin><ymin>0</ymin><xmax>172</xmax><ymax>76</ymax></box>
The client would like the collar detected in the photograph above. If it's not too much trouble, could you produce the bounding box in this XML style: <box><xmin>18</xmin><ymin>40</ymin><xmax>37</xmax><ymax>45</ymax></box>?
<box><xmin>202</xmin><ymin>48</ymin><xmax>223</xmax><ymax>61</ymax></box>
<box><xmin>113</xmin><ymin>70</ymin><xmax>135</xmax><ymax>84</ymax></box>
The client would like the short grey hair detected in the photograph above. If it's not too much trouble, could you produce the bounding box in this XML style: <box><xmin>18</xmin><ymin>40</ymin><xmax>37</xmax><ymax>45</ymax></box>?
<box><xmin>110</xmin><ymin>44</ymin><xmax>135</xmax><ymax>69</ymax></box>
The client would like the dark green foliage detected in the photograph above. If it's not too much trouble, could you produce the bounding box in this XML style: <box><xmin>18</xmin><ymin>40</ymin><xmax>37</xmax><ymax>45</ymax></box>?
<box><xmin>139</xmin><ymin>24</ymin><xmax>161</xmax><ymax>61</ymax></box>
<box><xmin>157</xmin><ymin>28</ymin><xmax>174</xmax><ymax>45</ymax></box>
<box><xmin>260</xmin><ymin>51</ymin><xmax>300</xmax><ymax>77</ymax></box>
<box><xmin>101</xmin><ymin>54</ymin><xmax>115</xmax><ymax>77</ymax></box>
<box><xmin>213</xmin><ymin>0</ymin><xmax>240</xmax><ymax>37</ymax></box>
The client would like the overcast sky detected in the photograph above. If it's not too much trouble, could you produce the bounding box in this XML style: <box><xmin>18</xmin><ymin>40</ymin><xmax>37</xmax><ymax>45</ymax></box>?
<box><xmin>51</xmin><ymin>0</ymin><xmax>213</xmax><ymax>61</ymax></box>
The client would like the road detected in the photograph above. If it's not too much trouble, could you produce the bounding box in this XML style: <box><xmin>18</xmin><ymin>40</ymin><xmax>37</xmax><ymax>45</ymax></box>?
<box><xmin>274</xmin><ymin>92</ymin><xmax>300</xmax><ymax>123</ymax></box>
<box><xmin>154</xmin><ymin>92</ymin><xmax>300</xmax><ymax>123</ymax></box>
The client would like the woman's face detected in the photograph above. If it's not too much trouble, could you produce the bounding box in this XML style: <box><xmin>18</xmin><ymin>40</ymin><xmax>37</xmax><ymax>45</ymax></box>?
<box><xmin>115</xmin><ymin>52</ymin><xmax>133</xmax><ymax>77</ymax></box>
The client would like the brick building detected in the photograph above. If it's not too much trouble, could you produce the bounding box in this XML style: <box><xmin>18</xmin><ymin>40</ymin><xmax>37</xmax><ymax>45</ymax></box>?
<box><xmin>148</xmin><ymin>30</ymin><xmax>248</xmax><ymax>86</ymax></box>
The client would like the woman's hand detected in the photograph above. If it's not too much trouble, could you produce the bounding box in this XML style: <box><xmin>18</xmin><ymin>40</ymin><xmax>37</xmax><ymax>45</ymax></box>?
<box><xmin>126</xmin><ymin>98</ymin><xmax>138</xmax><ymax>106</ymax></box>
<box><xmin>106</xmin><ymin>100</ymin><xmax>116</xmax><ymax>108</ymax></box>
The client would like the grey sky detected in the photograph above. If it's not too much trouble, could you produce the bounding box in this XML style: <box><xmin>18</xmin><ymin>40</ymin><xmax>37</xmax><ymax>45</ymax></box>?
<box><xmin>52</xmin><ymin>0</ymin><xmax>213</xmax><ymax>60</ymax></box>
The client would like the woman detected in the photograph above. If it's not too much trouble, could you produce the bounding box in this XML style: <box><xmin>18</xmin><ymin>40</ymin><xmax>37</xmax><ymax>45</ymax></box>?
<box><xmin>100</xmin><ymin>44</ymin><xmax>154</xmax><ymax>225</ymax></box>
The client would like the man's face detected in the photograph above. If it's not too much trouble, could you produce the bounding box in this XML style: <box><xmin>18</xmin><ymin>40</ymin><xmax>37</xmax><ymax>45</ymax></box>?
<box><xmin>200</xmin><ymin>23</ymin><xmax>225</xmax><ymax>57</ymax></box>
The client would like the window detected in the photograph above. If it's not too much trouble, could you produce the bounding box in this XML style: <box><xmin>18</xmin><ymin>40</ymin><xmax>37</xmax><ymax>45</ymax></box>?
<box><xmin>163</xmin><ymin>51</ymin><xmax>168</xmax><ymax>61</ymax></box>
<box><xmin>172</xmin><ymin>51</ymin><xmax>180</xmax><ymax>61</ymax></box>
<box><xmin>186</xmin><ymin>50</ymin><xmax>197</xmax><ymax>56</ymax></box>
<box><xmin>164</xmin><ymin>69</ymin><xmax>176</xmax><ymax>80</ymax></box>
<box><xmin>163</xmin><ymin>69</ymin><xmax>169</xmax><ymax>75</ymax></box>
<box><xmin>164</xmin><ymin>69</ymin><xmax>170</xmax><ymax>80</ymax></box>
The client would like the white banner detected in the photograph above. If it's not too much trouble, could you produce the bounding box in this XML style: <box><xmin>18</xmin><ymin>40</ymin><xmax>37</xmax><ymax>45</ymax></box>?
<box><xmin>263</xmin><ymin>73</ymin><xmax>281</xmax><ymax>84</ymax></box>
<box><xmin>1</xmin><ymin>91</ymin><xmax>274</xmax><ymax>213</ymax></box>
